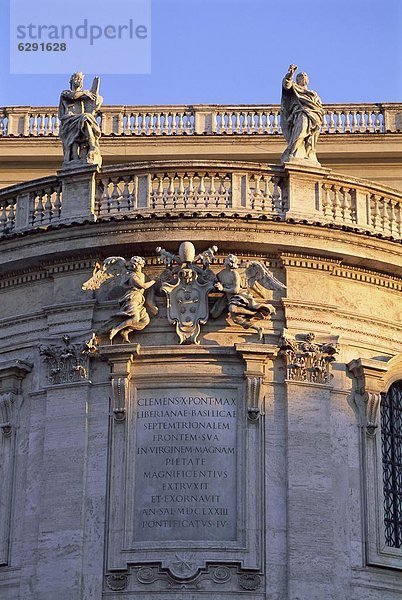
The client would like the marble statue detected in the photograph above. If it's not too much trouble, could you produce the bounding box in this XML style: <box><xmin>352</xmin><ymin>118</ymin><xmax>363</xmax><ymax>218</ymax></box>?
<box><xmin>211</xmin><ymin>254</ymin><xmax>286</xmax><ymax>339</ymax></box>
<box><xmin>58</xmin><ymin>72</ymin><xmax>103</xmax><ymax>167</ymax></box>
<box><xmin>280</xmin><ymin>64</ymin><xmax>324</xmax><ymax>163</ymax></box>
<box><xmin>82</xmin><ymin>256</ymin><xmax>157</xmax><ymax>343</ymax></box>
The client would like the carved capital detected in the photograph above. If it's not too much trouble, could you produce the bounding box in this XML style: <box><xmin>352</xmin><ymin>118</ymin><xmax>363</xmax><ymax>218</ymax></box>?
<box><xmin>40</xmin><ymin>333</ymin><xmax>98</xmax><ymax>385</ymax></box>
<box><xmin>348</xmin><ymin>358</ymin><xmax>388</xmax><ymax>434</ymax></box>
<box><xmin>279</xmin><ymin>331</ymin><xmax>339</xmax><ymax>385</ymax></box>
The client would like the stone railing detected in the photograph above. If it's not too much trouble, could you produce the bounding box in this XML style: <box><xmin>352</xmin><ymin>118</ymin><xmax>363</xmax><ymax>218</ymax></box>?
<box><xmin>1</xmin><ymin>103</ymin><xmax>402</xmax><ymax>137</ymax></box>
<box><xmin>0</xmin><ymin>161</ymin><xmax>401</xmax><ymax>240</ymax></box>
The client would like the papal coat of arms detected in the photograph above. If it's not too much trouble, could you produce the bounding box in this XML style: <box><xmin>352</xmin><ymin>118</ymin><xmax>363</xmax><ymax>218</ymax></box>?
<box><xmin>82</xmin><ymin>241</ymin><xmax>285</xmax><ymax>344</ymax></box>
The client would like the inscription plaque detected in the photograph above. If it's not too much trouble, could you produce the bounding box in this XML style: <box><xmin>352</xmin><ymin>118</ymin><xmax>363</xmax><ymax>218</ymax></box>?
<box><xmin>133</xmin><ymin>387</ymin><xmax>238</xmax><ymax>542</ymax></box>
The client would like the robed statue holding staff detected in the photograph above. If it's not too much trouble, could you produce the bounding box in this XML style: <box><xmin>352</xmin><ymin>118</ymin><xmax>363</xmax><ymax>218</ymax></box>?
<box><xmin>59</xmin><ymin>72</ymin><xmax>103</xmax><ymax>167</ymax></box>
<box><xmin>280</xmin><ymin>64</ymin><xmax>324</xmax><ymax>164</ymax></box>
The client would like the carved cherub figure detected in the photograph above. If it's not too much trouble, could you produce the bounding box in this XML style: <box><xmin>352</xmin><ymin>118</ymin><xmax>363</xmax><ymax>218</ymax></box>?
<box><xmin>83</xmin><ymin>255</ymin><xmax>157</xmax><ymax>343</ymax></box>
<box><xmin>211</xmin><ymin>254</ymin><xmax>286</xmax><ymax>339</ymax></box>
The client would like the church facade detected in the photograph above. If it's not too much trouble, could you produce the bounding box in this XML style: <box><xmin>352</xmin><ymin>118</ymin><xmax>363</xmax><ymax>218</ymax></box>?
<box><xmin>0</xmin><ymin>99</ymin><xmax>401</xmax><ymax>600</ymax></box>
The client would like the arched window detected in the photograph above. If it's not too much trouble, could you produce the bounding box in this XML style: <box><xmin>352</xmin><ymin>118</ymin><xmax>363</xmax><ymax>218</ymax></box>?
<box><xmin>381</xmin><ymin>381</ymin><xmax>402</xmax><ymax>549</ymax></box>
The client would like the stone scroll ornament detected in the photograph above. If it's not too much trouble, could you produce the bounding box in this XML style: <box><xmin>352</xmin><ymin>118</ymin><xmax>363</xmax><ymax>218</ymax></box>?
<box><xmin>211</xmin><ymin>254</ymin><xmax>286</xmax><ymax>340</ymax></box>
<box><xmin>156</xmin><ymin>242</ymin><xmax>218</xmax><ymax>344</ymax></box>
<box><xmin>58</xmin><ymin>72</ymin><xmax>103</xmax><ymax>167</ymax></box>
<box><xmin>280</xmin><ymin>64</ymin><xmax>324</xmax><ymax>164</ymax></box>
<box><xmin>83</xmin><ymin>256</ymin><xmax>158</xmax><ymax>343</ymax></box>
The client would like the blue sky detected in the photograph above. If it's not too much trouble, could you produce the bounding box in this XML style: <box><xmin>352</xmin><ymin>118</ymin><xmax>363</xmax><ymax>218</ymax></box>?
<box><xmin>1</xmin><ymin>0</ymin><xmax>401</xmax><ymax>106</ymax></box>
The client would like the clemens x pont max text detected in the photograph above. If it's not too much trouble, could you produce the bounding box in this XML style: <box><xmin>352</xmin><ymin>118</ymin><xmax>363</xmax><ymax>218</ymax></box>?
<box><xmin>16</xmin><ymin>19</ymin><xmax>148</xmax><ymax>46</ymax></box>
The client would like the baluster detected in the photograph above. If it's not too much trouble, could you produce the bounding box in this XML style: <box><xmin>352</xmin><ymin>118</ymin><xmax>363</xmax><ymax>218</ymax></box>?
<box><xmin>0</xmin><ymin>202</ymin><xmax>7</xmax><ymax>233</ymax></box>
<box><xmin>31</xmin><ymin>114</ymin><xmax>38</xmax><ymax>136</ymax></box>
<box><xmin>349</xmin><ymin>111</ymin><xmax>357</xmax><ymax>132</ymax></box>
<box><xmin>370</xmin><ymin>194</ymin><xmax>380</xmax><ymax>229</ymax></box>
<box><xmin>186</xmin><ymin>175</ymin><xmax>194</xmax><ymax>207</ymax></box>
<box><xmin>209</xmin><ymin>175</ymin><xmax>217</xmax><ymax>207</ymax></box>
<box><xmin>374</xmin><ymin>110</ymin><xmax>382</xmax><ymax>132</ymax></box>
<box><xmin>272</xmin><ymin>177</ymin><xmax>282</xmax><ymax>212</ymax></box>
<box><xmin>367</xmin><ymin>110</ymin><xmax>375</xmax><ymax>133</ymax></box>
<box><xmin>151</xmin><ymin>176</ymin><xmax>160</xmax><ymax>209</ymax></box>
<box><xmin>34</xmin><ymin>192</ymin><xmax>44</xmax><ymax>225</ymax></box>
<box><xmin>234</xmin><ymin>111</ymin><xmax>241</xmax><ymax>134</ymax></box>
<box><xmin>321</xmin><ymin>112</ymin><xmax>327</xmax><ymax>133</ymax></box>
<box><xmin>176</xmin><ymin>175</ymin><xmax>185</xmax><ymax>208</ymax></box>
<box><xmin>7</xmin><ymin>202</ymin><xmax>15</xmax><ymax>232</ymax></box>
<box><xmin>94</xmin><ymin>183</ymin><xmax>102</xmax><ymax>216</ymax></box>
<box><xmin>198</xmin><ymin>175</ymin><xmax>206</xmax><ymax>206</ymax></box>
<box><xmin>0</xmin><ymin>115</ymin><xmax>4</xmax><ymax>137</ymax></box>
<box><xmin>396</xmin><ymin>201</ymin><xmax>402</xmax><ymax>238</ymax></box>
<box><xmin>44</xmin><ymin>114</ymin><xmax>51</xmax><ymax>136</ymax></box>
<box><xmin>54</xmin><ymin>116</ymin><xmax>60</xmax><ymax>136</ymax></box>
<box><xmin>42</xmin><ymin>189</ymin><xmax>53</xmax><ymax>224</ymax></box>
<box><xmin>111</xmin><ymin>179</ymin><xmax>121</xmax><ymax>211</ymax></box>
<box><xmin>211</xmin><ymin>111</ymin><xmax>218</xmax><ymax>134</ymax></box>
<box><xmin>155</xmin><ymin>112</ymin><xmax>161</xmax><ymax>135</ymax></box>
<box><xmin>333</xmin><ymin>186</ymin><xmax>343</xmax><ymax>220</ymax></box>
<box><xmin>246</xmin><ymin>175</ymin><xmax>254</xmax><ymax>209</ymax></box>
<box><xmin>341</xmin><ymin>187</ymin><xmax>353</xmax><ymax>223</ymax></box>
<box><xmin>344</xmin><ymin>111</ymin><xmax>351</xmax><ymax>133</ymax></box>
<box><xmin>130</xmin><ymin>113</ymin><xmax>137</xmax><ymax>135</ymax></box>
<box><xmin>242</xmin><ymin>112</ymin><xmax>249</xmax><ymax>134</ymax></box>
<box><xmin>254</xmin><ymin>174</ymin><xmax>262</xmax><ymax>210</ymax></box>
<box><xmin>328</xmin><ymin>111</ymin><xmax>336</xmax><ymax>133</ymax></box>
<box><xmin>260</xmin><ymin>176</ymin><xmax>270</xmax><ymax>211</ymax></box>
<box><xmin>256</xmin><ymin>111</ymin><xmax>263</xmax><ymax>134</ymax></box>
<box><xmin>218</xmin><ymin>177</ymin><xmax>227</xmax><ymax>207</ymax></box>
<box><xmin>121</xmin><ymin>113</ymin><xmax>128</xmax><ymax>135</ymax></box>
<box><xmin>177</xmin><ymin>112</ymin><xmax>184</xmax><ymax>135</ymax></box>
<box><xmin>381</xmin><ymin>197</ymin><xmax>390</xmax><ymax>233</ymax></box>
<box><xmin>138</xmin><ymin>113</ymin><xmax>145</xmax><ymax>135</ymax></box>
<box><xmin>185</xmin><ymin>111</ymin><xmax>193</xmax><ymax>134</ymax></box>
<box><xmin>122</xmin><ymin>177</ymin><xmax>132</xmax><ymax>210</ymax></box>
<box><xmin>335</xmin><ymin>111</ymin><xmax>343</xmax><ymax>133</ymax></box>
<box><xmin>272</xmin><ymin>110</ymin><xmax>280</xmax><ymax>134</ymax></box>
<box><xmin>38</xmin><ymin>114</ymin><xmax>45</xmax><ymax>136</ymax></box>
<box><xmin>321</xmin><ymin>184</ymin><xmax>332</xmax><ymax>219</ymax></box>
<box><xmin>164</xmin><ymin>175</ymin><xmax>173</xmax><ymax>207</ymax></box>
<box><xmin>389</xmin><ymin>199</ymin><xmax>397</xmax><ymax>236</ymax></box>
<box><xmin>358</xmin><ymin>111</ymin><xmax>366</xmax><ymax>133</ymax></box>
<box><xmin>100</xmin><ymin>181</ymin><xmax>110</xmax><ymax>214</ymax></box>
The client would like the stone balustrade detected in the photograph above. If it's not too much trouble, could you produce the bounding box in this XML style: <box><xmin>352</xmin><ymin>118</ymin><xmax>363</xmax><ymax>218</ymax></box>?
<box><xmin>1</xmin><ymin>160</ymin><xmax>401</xmax><ymax>241</ymax></box>
<box><xmin>1</xmin><ymin>103</ymin><xmax>402</xmax><ymax>137</ymax></box>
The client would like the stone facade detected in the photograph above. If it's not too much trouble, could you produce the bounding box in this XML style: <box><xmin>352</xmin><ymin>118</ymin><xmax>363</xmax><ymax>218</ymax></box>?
<box><xmin>0</xmin><ymin>102</ymin><xmax>401</xmax><ymax>600</ymax></box>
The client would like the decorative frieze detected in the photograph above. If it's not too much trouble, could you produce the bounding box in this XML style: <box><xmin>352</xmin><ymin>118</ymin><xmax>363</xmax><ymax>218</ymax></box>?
<box><xmin>39</xmin><ymin>333</ymin><xmax>98</xmax><ymax>385</ymax></box>
<box><xmin>279</xmin><ymin>332</ymin><xmax>339</xmax><ymax>384</ymax></box>
<box><xmin>105</xmin><ymin>564</ymin><xmax>263</xmax><ymax>593</ymax></box>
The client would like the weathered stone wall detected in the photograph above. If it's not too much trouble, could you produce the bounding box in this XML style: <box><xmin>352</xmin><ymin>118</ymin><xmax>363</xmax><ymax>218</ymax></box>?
<box><xmin>0</xmin><ymin>216</ymin><xmax>401</xmax><ymax>600</ymax></box>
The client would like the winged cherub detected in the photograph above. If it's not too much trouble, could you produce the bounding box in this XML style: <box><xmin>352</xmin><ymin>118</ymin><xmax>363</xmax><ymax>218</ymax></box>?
<box><xmin>83</xmin><ymin>255</ymin><xmax>157</xmax><ymax>343</ymax></box>
<box><xmin>211</xmin><ymin>254</ymin><xmax>286</xmax><ymax>339</ymax></box>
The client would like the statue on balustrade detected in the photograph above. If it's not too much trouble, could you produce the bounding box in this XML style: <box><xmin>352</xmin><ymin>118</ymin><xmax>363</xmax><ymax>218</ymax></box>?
<box><xmin>211</xmin><ymin>254</ymin><xmax>286</xmax><ymax>340</ymax></box>
<box><xmin>280</xmin><ymin>64</ymin><xmax>324</xmax><ymax>164</ymax></box>
<box><xmin>58</xmin><ymin>72</ymin><xmax>103</xmax><ymax>167</ymax></box>
<box><xmin>82</xmin><ymin>256</ymin><xmax>157</xmax><ymax>343</ymax></box>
